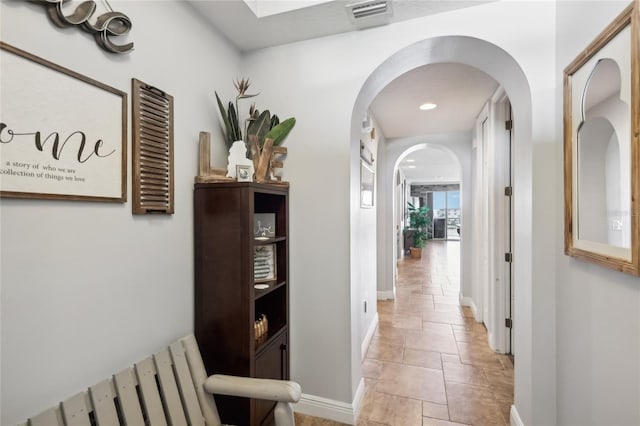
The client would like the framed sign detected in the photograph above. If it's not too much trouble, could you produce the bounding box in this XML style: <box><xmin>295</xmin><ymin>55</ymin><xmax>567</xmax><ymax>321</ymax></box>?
<box><xmin>361</xmin><ymin>160</ymin><xmax>375</xmax><ymax>208</ymax></box>
<box><xmin>0</xmin><ymin>42</ymin><xmax>127</xmax><ymax>202</ymax></box>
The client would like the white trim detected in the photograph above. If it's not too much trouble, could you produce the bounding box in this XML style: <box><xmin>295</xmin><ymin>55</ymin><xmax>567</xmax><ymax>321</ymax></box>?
<box><xmin>352</xmin><ymin>378</ymin><xmax>365</xmax><ymax>419</ymax></box>
<box><xmin>460</xmin><ymin>296</ymin><xmax>478</xmax><ymax>319</ymax></box>
<box><xmin>510</xmin><ymin>404</ymin><xmax>524</xmax><ymax>426</ymax></box>
<box><xmin>294</xmin><ymin>390</ymin><xmax>359</xmax><ymax>425</ymax></box>
<box><xmin>361</xmin><ymin>313</ymin><xmax>379</xmax><ymax>361</ymax></box>
<box><xmin>377</xmin><ymin>290</ymin><xmax>394</xmax><ymax>300</ymax></box>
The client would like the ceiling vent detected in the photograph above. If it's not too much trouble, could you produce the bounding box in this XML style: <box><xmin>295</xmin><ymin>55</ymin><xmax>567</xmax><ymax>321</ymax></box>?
<box><xmin>347</xmin><ymin>0</ymin><xmax>393</xmax><ymax>29</ymax></box>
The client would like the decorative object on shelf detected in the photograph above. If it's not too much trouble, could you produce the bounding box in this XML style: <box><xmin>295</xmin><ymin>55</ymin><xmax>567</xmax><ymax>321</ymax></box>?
<box><xmin>249</xmin><ymin>118</ymin><xmax>295</xmax><ymax>184</ymax></box>
<box><xmin>254</xmin><ymin>314</ymin><xmax>269</xmax><ymax>341</ymax></box>
<box><xmin>35</xmin><ymin>0</ymin><xmax>134</xmax><ymax>54</ymax></box>
<box><xmin>195</xmin><ymin>132</ymin><xmax>233</xmax><ymax>183</ymax></box>
<box><xmin>236</xmin><ymin>164</ymin><xmax>252</xmax><ymax>182</ymax></box>
<box><xmin>0</xmin><ymin>42</ymin><xmax>127</xmax><ymax>202</ymax></box>
<box><xmin>360</xmin><ymin>160</ymin><xmax>375</xmax><ymax>208</ymax></box>
<box><xmin>227</xmin><ymin>140</ymin><xmax>254</xmax><ymax>179</ymax></box>
<box><xmin>254</xmin><ymin>244</ymin><xmax>277</xmax><ymax>283</ymax></box>
<box><xmin>564</xmin><ymin>1</ymin><xmax>640</xmax><ymax>275</ymax></box>
<box><xmin>254</xmin><ymin>213</ymin><xmax>276</xmax><ymax>240</ymax></box>
<box><xmin>131</xmin><ymin>78</ymin><xmax>174</xmax><ymax>214</ymax></box>
<box><xmin>214</xmin><ymin>78</ymin><xmax>295</xmax><ymax>185</ymax></box>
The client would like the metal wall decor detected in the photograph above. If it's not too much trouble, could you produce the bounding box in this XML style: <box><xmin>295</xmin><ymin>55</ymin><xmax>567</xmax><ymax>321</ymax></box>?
<box><xmin>36</xmin><ymin>0</ymin><xmax>134</xmax><ymax>54</ymax></box>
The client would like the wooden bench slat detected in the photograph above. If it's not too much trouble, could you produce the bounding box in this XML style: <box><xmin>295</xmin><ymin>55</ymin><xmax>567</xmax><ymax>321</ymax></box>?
<box><xmin>61</xmin><ymin>392</ymin><xmax>92</xmax><ymax>426</ymax></box>
<box><xmin>169</xmin><ymin>341</ymin><xmax>206</xmax><ymax>426</ymax></box>
<box><xmin>134</xmin><ymin>357</ymin><xmax>168</xmax><ymax>426</ymax></box>
<box><xmin>154</xmin><ymin>348</ymin><xmax>188</xmax><ymax>426</ymax></box>
<box><xmin>21</xmin><ymin>334</ymin><xmax>231</xmax><ymax>426</ymax></box>
<box><xmin>114</xmin><ymin>368</ymin><xmax>145</xmax><ymax>426</ymax></box>
<box><xmin>181</xmin><ymin>335</ymin><xmax>222</xmax><ymax>426</ymax></box>
<box><xmin>29</xmin><ymin>407</ymin><xmax>64</xmax><ymax>426</ymax></box>
<box><xmin>89</xmin><ymin>379</ymin><xmax>119</xmax><ymax>425</ymax></box>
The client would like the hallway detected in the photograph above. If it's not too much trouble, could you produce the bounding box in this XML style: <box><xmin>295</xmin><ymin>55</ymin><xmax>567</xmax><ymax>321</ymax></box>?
<box><xmin>297</xmin><ymin>241</ymin><xmax>514</xmax><ymax>426</ymax></box>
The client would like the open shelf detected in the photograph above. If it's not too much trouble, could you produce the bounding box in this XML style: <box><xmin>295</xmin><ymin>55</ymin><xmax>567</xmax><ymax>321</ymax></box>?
<box><xmin>254</xmin><ymin>280</ymin><xmax>286</xmax><ymax>300</ymax></box>
<box><xmin>194</xmin><ymin>182</ymin><xmax>289</xmax><ymax>426</ymax></box>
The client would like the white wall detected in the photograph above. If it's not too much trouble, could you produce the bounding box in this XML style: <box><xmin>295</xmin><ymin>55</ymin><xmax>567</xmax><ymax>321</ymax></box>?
<box><xmin>243</xmin><ymin>2</ymin><xmax>556</xmax><ymax>423</ymax></box>
<box><xmin>555</xmin><ymin>1</ymin><xmax>640</xmax><ymax>425</ymax></box>
<box><xmin>0</xmin><ymin>2</ymin><xmax>241</xmax><ymax>424</ymax></box>
<box><xmin>6</xmin><ymin>2</ymin><xmax>612</xmax><ymax>425</ymax></box>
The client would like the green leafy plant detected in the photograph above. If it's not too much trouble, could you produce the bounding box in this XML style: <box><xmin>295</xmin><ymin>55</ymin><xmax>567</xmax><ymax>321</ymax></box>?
<box><xmin>407</xmin><ymin>202</ymin><xmax>431</xmax><ymax>248</ymax></box>
<box><xmin>215</xmin><ymin>78</ymin><xmax>296</xmax><ymax>152</ymax></box>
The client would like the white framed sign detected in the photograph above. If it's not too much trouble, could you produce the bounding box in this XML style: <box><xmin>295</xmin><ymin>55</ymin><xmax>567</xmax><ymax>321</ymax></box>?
<box><xmin>0</xmin><ymin>42</ymin><xmax>127</xmax><ymax>202</ymax></box>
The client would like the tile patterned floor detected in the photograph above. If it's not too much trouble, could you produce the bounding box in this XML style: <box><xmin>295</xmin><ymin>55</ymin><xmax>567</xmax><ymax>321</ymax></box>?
<box><xmin>296</xmin><ymin>241</ymin><xmax>514</xmax><ymax>426</ymax></box>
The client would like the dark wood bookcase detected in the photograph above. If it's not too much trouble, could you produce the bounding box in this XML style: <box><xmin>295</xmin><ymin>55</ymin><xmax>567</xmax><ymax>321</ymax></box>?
<box><xmin>194</xmin><ymin>182</ymin><xmax>289</xmax><ymax>426</ymax></box>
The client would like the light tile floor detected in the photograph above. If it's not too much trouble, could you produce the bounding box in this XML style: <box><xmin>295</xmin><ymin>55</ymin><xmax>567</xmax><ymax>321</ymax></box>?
<box><xmin>296</xmin><ymin>241</ymin><xmax>514</xmax><ymax>426</ymax></box>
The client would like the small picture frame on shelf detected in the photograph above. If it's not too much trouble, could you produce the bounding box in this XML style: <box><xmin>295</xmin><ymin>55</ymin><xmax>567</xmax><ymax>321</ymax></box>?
<box><xmin>254</xmin><ymin>213</ymin><xmax>276</xmax><ymax>240</ymax></box>
<box><xmin>236</xmin><ymin>164</ymin><xmax>252</xmax><ymax>182</ymax></box>
<box><xmin>254</xmin><ymin>244</ymin><xmax>277</xmax><ymax>283</ymax></box>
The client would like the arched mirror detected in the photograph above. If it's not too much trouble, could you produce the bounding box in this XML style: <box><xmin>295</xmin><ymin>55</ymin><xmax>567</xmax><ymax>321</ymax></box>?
<box><xmin>564</xmin><ymin>1</ymin><xmax>639</xmax><ymax>274</ymax></box>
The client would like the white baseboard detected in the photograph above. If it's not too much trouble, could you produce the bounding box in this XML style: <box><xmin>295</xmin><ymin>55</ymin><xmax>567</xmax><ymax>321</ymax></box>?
<box><xmin>352</xmin><ymin>378</ymin><xmax>365</xmax><ymax>420</ymax></box>
<box><xmin>377</xmin><ymin>290</ymin><xmax>394</xmax><ymax>300</ymax></box>
<box><xmin>361</xmin><ymin>313</ymin><xmax>378</xmax><ymax>361</ymax></box>
<box><xmin>295</xmin><ymin>380</ymin><xmax>364</xmax><ymax>426</ymax></box>
<box><xmin>461</xmin><ymin>297</ymin><xmax>481</xmax><ymax>323</ymax></box>
<box><xmin>460</xmin><ymin>296</ymin><xmax>475</xmax><ymax>313</ymax></box>
<box><xmin>510</xmin><ymin>404</ymin><xmax>524</xmax><ymax>426</ymax></box>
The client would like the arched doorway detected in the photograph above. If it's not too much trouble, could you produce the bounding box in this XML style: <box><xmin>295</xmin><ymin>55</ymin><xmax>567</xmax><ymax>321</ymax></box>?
<box><xmin>350</xmin><ymin>35</ymin><xmax>532</xmax><ymax>424</ymax></box>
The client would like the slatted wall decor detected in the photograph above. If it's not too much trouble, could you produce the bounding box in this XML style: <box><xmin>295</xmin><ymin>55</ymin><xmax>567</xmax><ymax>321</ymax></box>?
<box><xmin>131</xmin><ymin>78</ymin><xmax>174</xmax><ymax>214</ymax></box>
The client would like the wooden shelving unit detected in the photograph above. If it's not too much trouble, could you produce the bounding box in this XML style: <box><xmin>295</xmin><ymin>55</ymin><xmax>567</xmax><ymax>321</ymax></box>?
<box><xmin>194</xmin><ymin>182</ymin><xmax>289</xmax><ymax>426</ymax></box>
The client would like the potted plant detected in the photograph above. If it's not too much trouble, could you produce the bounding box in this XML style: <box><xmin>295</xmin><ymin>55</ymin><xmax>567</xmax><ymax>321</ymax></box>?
<box><xmin>215</xmin><ymin>78</ymin><xmax>296</xmax><ymax>180</ymax></box>
<box><xmin>406</xmin><ymin>201</ymin><xmax>431</xmax><ymax>258</ymax></box>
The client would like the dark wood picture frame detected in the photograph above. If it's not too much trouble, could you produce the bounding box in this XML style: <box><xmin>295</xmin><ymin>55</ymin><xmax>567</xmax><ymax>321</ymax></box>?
<box><xmin>564</xmin><ymin>1</ymin><xmax>640</xmax><ymax>274</ymax></box>
<box><xmin>0</xmin><ymin>42</ymin><xmax>127</xmax><ymax>202</ymax></box>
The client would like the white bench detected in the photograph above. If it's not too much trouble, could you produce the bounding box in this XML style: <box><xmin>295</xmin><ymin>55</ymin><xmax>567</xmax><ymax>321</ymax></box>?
<box><xmin>18</xmin><ymin>334</ymin><xmax>301</xmax><ymax>426</ymax></box>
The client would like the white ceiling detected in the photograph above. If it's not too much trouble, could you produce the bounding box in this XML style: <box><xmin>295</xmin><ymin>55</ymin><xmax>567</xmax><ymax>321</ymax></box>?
<box><xmin>370</xmin><ymin>63</ymin><xmax>498</xmax><ymax>183</ymax></box>
<box><xmin>186</xmin><ymin>0</ymin><xmax>493</xmax><ymax>53</ymax></box>
<box><xmin>188</xmin><ymin>0</ymin><xmax>499</xmax><ymax>184</ymax></box>
<box><xmin>399</xmin><ymin>145</ymin><xmax>461</xmax><ymax>183</ymax></box>
<box><xmin>370</xmin><ymin>63</ymin><xmax>498</xmax><ymax>138</ymax></box>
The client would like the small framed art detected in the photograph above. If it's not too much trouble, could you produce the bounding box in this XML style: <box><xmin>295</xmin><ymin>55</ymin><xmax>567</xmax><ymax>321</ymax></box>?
<box><xmin>254</xmin><ymin>213</ymin><xmax>276</xmax><ymax>240</ymax></box>
<box><xmin>236</xmin><ymin>165</ymin><xmax>252</xmax><ymax>182</ymax></box>
<box><xmin>254</xmin><ymin>244</ymin><xmax>277</xmax><ymax>283</ymax></box>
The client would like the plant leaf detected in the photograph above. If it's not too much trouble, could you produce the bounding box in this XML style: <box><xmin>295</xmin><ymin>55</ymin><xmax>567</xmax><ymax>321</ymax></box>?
<box><xmin>215</xmin><ymin>91</ymin><xmax>234</xmax><ymax>146</ymax></box>
<box><xmin>227</xmin><ymin>102</ymin><xmax>241</xmax><ymax>141</ymax></box>
<box><xmin>270</xmin><ymin>114</ymin><xmax>280</xmax><ymax>130</ymax></box>
<box><xmin>266</xmin><ymin>117</ymin><xmax>296</xmax><ymax>146</ymax></box>
<box><xmin>247</xmin><ymin>110</ymin><xmax>272</xmax><ymax>147</ymax></box>
<box><xmin>238</xmin><ymin>93</ymin><xmax>260</xmax><ymax>99</ymax></box>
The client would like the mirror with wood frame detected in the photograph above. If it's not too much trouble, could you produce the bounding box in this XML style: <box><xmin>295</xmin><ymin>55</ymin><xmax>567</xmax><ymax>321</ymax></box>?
<box><xmin>564</xmin><ymin>0</ymin><xmax>640</xmax><ymax>274</ymax></box>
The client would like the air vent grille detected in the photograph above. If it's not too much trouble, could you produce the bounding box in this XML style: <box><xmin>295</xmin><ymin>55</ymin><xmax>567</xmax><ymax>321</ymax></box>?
<box><xmin>351</xmin><ymin>1</ymin><xmax>388</xmax><ymax>19</ymax></box>
<box><xmin>132</xmin><ymin>78</ymin><xmax>174</xmax><ymax>214</ymax></box>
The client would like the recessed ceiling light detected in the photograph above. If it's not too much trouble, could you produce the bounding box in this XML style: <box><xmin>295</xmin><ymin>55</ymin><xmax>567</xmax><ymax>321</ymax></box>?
<box><xmin>406</xmin><ymin>159</ymin><xmax>415</xmax><ymax>162</ymax></box>
<box><xmin>419</xmin><ymin>103</ymin><xmax>437</xmax><ymax>111</ymax></box>
<box><xmin>408</xmin><ymin>165</ymin><xmax>416</xmax><ymax>169</ymax></box>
